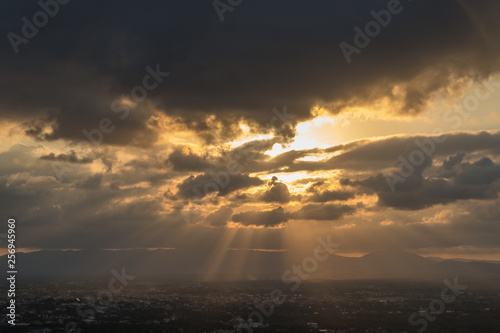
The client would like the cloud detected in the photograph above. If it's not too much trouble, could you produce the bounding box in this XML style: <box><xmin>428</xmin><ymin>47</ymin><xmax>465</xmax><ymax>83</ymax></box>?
<box><xmin>232</xmin><ymin>207</ymin><xmax>288</xmax><ymax>227</ymax></box>
<box><xmin>306</xmin><ymin>181</ymin><xmax>356</xmax><ymax>202</ymax></box>
<box><xmin>205</xmin><ymin>206</ymin><xmax>233</xmax><ymax>227</ymax></box>
<box><xmin>176</xmin><ymin>173</ymin><xmax>264</xmax><ymax>199</ymax></box>
<box><xmin>261</xmin><ymin>176</ymin><xmax>291</xmax><ymax>203</ymax></box>
<box><xmin>443</xmin><ymin>151</ymin><xmax>466</xmax><ymax>170</ymax></box>
<box><xmin>454</xmin><ymin>157</ymin><xmax>500</xmax><ymax>186</ymax></box>
<box><xmin>1</xmin><ymin>140</ymin><xmax>500</xmax><ymax>254</ymax></box>
<box><xmin>260</xmin><ymin>131</ymin><xmax>500</xmax><ymax>174</ymax></box>
<box><xmin>2</xmin><ymin>0</ymin><xmax>500</xmax><ymax>257</ymax></box>
<box><xmin>2</xmin><ymin>0</ymin><xmax>500</xmax><ymax>145</ymax></box>
<box><xmin>165</xmin><ymin>148</ymin><xmax>213</xmax><ymax>172</ymax></box>
<box><xmin>289</xmin><ymin>203</ymin><xmax>356</xmax><ymax>220</ymax></box>
<box><xmin>0</xmin><ymin>174</ymin><xmax>59</xmax><ymax>225</ymax></box>
<box><xmin>77</xmin><ymin>173</ymin><xmax>103</xmax><ymax>190</ymax></box>
<box><xmin>350</xmin><ymin>155</ymin><xmax>500</xmax><ymax>210</ymax></box>
<box><xmin>310</xmin><ymin>190</ymin><xmax>356</xmax><ymax>202</ymax></box>
<box><xmin>40</xmin><ymin>151</ymin><xmax>94</xmax><ymax>164</ymax></box>
<box><xmin>377</xmin><ymin>179</ymin><xmax>498</xmax><ymax>210</ymax></box>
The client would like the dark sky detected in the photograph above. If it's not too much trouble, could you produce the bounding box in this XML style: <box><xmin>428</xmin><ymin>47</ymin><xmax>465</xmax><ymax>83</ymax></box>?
<box><xmin>1</xmin><ymin>0</ymin><xmax>500</xmax><ymax>260</ymax></box>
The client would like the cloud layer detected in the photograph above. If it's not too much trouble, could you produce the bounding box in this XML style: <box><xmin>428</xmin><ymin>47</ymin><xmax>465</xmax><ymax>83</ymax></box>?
<box><xmin>1</xmin><ymin>0</ymin><xmax>500</xmax><ymax>259</ymax></box>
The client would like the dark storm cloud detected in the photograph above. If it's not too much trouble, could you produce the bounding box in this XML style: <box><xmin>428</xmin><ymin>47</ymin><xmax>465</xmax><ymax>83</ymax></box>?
<box><xmin>40</xmin><ymin>151</ymin><xmax>94</xmax><ymax>164</ymax></box>
<box><xmin>0</xmin><ymin>155</ymin><xmax>179</xmax><ymax>249</ymax></box>
<box><xmin>289</xmin><ymin>203</ymin><xmax>356</xmax><ymax>221</ymax></box>
<box><xmin>306</xmin><ymin>181</ymin><xmax>356</xmax><ymax>202</ymax></box>
<box><xmin>1</xmin><ymin>0</ymin><xmax>500</xmax><ymax>144</ymax></box>
<box><xmin>175</xmin><ymin>173</ymin><xmax>264</xmax><ymax>199</ymax></box>
<box><xmin>2</xmin><ymin>0</ymin><xmax>500</xmax><ymax>256</ymax></box>
<box><xmin>264</xmin><ymin>131</ymin><xmax>500</xmax><ymax>174</ymax></box>
<box><xmin>377</xmin><ymin>179</ymin><xmax>498</xmax><ymax>210</ymax></box>
<box><xmin>165</xmin><ymin>148</ymin><xmax>213</xmax><ymax>172</ymax></box>
<box><xmin>40</xmin><ymin>148</ymin><xmax>118</xmax><ymax>171</ymax></box>
<box><xmin>443</xmin><ymin>151</ymin><xmax>466</xmax><ymax>170</ymax></box>
<box><xmin>454</xmin><ymin>157</ymin><xmax>500</xmax><ymax>186</ymax></box>
<box><xmin>261</xmin><ymin>176</ymin><xmax>291</xmax><ymax>203</ymax></box>
<box><xmin>355</xmin><ymin>152</ymin><xmax>433</xmax><ymax>193</ymax></box>
<box><xmin>232</xmin><ymin>207</ymin><xmax>288</xmax><ymax>227</ymax></box>
<box><xmin>348</xmin><ymin>155</ymin><xmax>500</xmax><ymax>210</ymax></box>
<box><xmin>2</xmin><ymin>145</ymin><xmax>500</xmax><ymax>252</ymax></box>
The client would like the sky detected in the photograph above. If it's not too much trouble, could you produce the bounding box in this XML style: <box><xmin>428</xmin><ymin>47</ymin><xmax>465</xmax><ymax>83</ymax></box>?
<box><xmin>1</xmin><ymin>0</ymin><xmax>500</xmax><ymax>263</ymax></box>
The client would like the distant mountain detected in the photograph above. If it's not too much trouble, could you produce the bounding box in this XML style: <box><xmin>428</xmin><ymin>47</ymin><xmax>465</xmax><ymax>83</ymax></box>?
<box><xmin>356</xmin><ymin>249</ymin><xmax>433</xmax><ymax>277</ymax></box>
<box><xmin>2</xmin><ymin>249</ymin><xmax>500</xmax><ymax>282</ymax></box>
<box><xmin>1</xmin><ymin>249</ymin><xmax>291</xmax><ymax>280</ymax></box>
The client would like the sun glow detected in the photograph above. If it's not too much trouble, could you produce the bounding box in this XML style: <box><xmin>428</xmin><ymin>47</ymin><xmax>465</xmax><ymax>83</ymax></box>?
<box><xmin>265</xmin><ymin>143</ymin><xmax>284</xmax><ymax>157</ymax></box>
<box><xmin>288</xmin><ymin>115</ymin><xmax>338</xmax><ymax>151</ymax></box>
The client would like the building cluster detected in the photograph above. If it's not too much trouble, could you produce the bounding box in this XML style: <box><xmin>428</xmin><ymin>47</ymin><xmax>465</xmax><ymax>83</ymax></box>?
<box><xmin>0</xmin><ymin>280</ymin><xmax>498</xmax><ymax>332</ymax></box>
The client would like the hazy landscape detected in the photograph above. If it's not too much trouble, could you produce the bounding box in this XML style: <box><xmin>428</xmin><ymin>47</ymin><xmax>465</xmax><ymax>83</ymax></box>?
<box><xmin>4</xmin><ymin>249</ymin><xmax>500</xmax><ymax>281</ymax></box>
<box><xmin>2</xmin><ymin>0</ymin><xmax>500</xmax><ymax>332</ymax></box>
